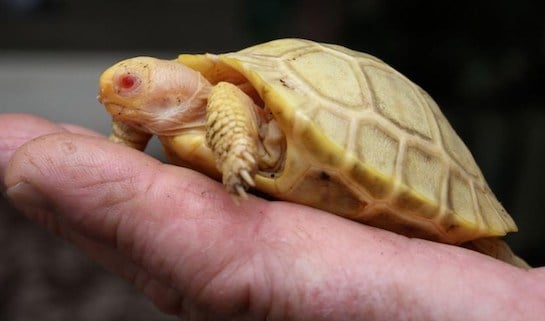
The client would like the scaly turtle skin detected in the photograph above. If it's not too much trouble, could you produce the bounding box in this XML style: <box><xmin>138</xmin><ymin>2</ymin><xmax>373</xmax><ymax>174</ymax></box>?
<box><xmin>98</xmin><ymin>38</ymin><xmax>528</xmax><ymax>268</ymax></box>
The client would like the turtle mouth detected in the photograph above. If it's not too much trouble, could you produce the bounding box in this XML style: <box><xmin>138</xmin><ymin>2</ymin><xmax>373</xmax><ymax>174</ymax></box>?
<box><xmin>101</xmin><ymin>102</ymin><xmax>156</xmax><ymax>135</ymax></box>
<box><xmin>102</xmin><ymin>102</ymin><xmax>124</xmax><ymax>116</ymax></box>
<box><xmin>97</xmin><ymin>85</ymin><xmax>140</xmax><ymax>123</ymax></box>
<box><xmin>102</xmin><ymin>102</ymin><xmax>148</xmax><ymax>127</ymax></box>
<box><xmin>98</xmin><ymin>98</ymin><xmax>139</xmax><ymax>122</ymax></box>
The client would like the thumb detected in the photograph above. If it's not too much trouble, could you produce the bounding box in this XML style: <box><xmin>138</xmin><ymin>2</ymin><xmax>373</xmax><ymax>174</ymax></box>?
<box><xmin>4</xmin><ymin>133</ymin><xmax>159</xmax><ymax>238</ymax></box>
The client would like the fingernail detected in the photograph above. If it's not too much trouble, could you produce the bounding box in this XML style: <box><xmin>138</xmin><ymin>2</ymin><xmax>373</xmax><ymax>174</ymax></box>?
<box><xmin>5</xmin><ymin>181</ymin><xmax>55</xmax><ymax>214</ymax></box>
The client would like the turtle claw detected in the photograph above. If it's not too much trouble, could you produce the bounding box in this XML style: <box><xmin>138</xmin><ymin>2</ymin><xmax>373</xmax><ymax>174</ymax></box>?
<box><xmin>240</xmin><ymin>169</ymin><xmax>255</xmax><ymax>187</ymax></box>
<box><xmin>230</xmin><ymin>186</ymin><xmax>247</xmax><ymax>206</ymax></box>
<box><xmin>235</xmin><ymin>185</ymin><xmax>248</xmax><ymax>199</ymax></box>
<box><xmin>242</xmin><ymin>150</ymin><xmax>257</xmax><ymax>166</ymax></box>
<box><xmin>225</xmin><ymin>167</ymin><xmax>255</xmax><ymax>202</ymax></box>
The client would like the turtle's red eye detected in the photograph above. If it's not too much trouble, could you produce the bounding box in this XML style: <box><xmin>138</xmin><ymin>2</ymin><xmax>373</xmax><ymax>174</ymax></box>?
<box><xmin>119</xmin><ymin>74</ymin><xmax>140</xmax><ymax>90</ymax></box>
<box><xmin>115</xmin><ymin>73</ymin><xmax>142</xmax><ymax>97</ymax></box>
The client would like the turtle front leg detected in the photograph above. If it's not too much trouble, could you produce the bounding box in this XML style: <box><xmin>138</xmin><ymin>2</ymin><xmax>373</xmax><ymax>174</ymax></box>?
<box><xmin>206</xmin><ymin>81</ymin><xmax>260</xmax><ymax>199</ymax></box>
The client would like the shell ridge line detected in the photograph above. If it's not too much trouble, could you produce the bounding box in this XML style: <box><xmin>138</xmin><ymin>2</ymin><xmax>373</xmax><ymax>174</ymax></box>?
<box><xmin>362</xmin><ymin>64</ymin><xmax>433</xmax><ymax>141</ymax></box>
<box><xmin>417</xmin><ymin>88</ymin><xmax>444</xmax><ymax>146</ymax></box>
<box><xmin>316</xmin><ymin>41</ymin><xmax>380</xmax><ymax>65</ymax></box>
<box><xmin>353</xmin><ymin>63</ymin><xmax>379</xmax><ymax>156</ymax></box>
<box><xmin>281</xmin><ymin>46</ymin><xmax>365</xmax><ymax>109</ymax></box>
<box><xmin>392</xmin><ymin>136</ymin><xmax>407</xmax><ymax>200</ymax></box>
<box><xmin>405</xmin><ymin>81</ymin><xmax>434</xmax><ymax>142</ymax></box>
<box><xmin>342</xmin><ymin>55</ymin><xmax>372</xmax><ymax>154</ymax></box>
<box><xmin>276</xmin><ymin>54</ymin><xmax>320</xmax><ymax>114</ymax></box>
<box><xmin>488</xmin><ymin>192</ymin><xmax>514</xmax><ymax>233</ymax></box>
<box><xmin>438</xmin><ymin>157</ymin><xmax>451</xmax><ymax>229</ymax></box>
<box><xmin>228</xmin><ymin>55</ymin><xmax>276</xmax><ymax>72</ymax></box>
<box><xmin>404</xmin><ymin>82</ymin><xmax>450</xmax><ymax>221</ymax></box>
<box><xmin>469</xmin><ymin>177</ymin><xmax>486</xmax><ymax>233</ymax></box>
<box><xmin>354</xmin><ymin>111</ymin><xmax>407</xmax><ymax>192</ymax></box>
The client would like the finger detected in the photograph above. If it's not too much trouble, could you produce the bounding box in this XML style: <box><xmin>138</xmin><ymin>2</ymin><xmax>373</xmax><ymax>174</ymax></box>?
<box><xmin>60</xmin><ymin>123</ymin><xmax>105</xmax><ymax>137</ymax></box>
<box><xmin>4</xmin><ymin>132</ymin><xmax>159</xmax><ymax>239</ymax></box>
<box><xmin>0</xmin><ymin>113</ymin><xmax>68</xmax><ymax>185</ymax></box>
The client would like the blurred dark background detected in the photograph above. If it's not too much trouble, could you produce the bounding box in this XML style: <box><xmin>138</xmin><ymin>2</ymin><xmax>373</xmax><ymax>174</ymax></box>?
<box><xmin>1</xmin><ymin>0</ymin><xmax>544</xmax><ymax>320</ymax></box>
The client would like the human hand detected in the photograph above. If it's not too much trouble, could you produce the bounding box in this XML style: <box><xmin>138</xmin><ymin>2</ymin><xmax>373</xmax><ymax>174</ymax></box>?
<box><xmin>1</xmin><ymin>113</ymin><xmax>544</xmax><ymax>321</ymax></box>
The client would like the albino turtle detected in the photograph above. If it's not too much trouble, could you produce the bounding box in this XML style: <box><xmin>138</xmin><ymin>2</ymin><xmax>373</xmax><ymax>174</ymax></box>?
<box><xmin>97</xmin><ymin>38</ymin><xmax>528</xmax><ymax>268</ymax></box>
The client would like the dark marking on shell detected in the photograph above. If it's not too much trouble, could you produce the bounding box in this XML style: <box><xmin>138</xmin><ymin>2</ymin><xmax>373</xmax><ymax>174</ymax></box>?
<box><xmin>319</xmin><ymin>171</ymin><xmax>330</xmax><ymax>181</ymax></box>
<box><xmin>446</xmin><ymin>224</ymin><xmax>460</xmax><ymax>233</ymax></box>
<box><xmin>279</xmin><ymin>78</ymin><xmax>294</xmax><ymax>90</ymax></box>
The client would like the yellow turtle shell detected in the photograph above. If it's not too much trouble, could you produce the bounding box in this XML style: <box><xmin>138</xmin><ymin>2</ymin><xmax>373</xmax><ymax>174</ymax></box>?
<box><xmin>164</xmin><ymin>38</ymin><xmax>516</xmax><ymax>245</ymax></box>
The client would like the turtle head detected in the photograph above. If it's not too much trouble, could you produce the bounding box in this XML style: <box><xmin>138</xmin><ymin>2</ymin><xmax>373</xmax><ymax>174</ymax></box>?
<box><xmin>98</xmin><ymin>57</ymin><xmax>212</xmax><ymax>137</ymax></box>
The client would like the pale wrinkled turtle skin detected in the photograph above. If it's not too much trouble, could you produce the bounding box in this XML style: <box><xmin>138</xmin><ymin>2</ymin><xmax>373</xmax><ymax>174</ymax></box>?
<box><xmin>99</xmin><ymin>39</ymin><xmax>527</xmax><ymax>267</ymax></box>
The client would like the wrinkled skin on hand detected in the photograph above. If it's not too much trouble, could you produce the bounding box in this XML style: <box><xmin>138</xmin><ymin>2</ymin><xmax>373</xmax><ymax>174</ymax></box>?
<box><xmin>1</xmin><ymin>113</ymin><xmax>544</xmax><ymax>321</ymax></box>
